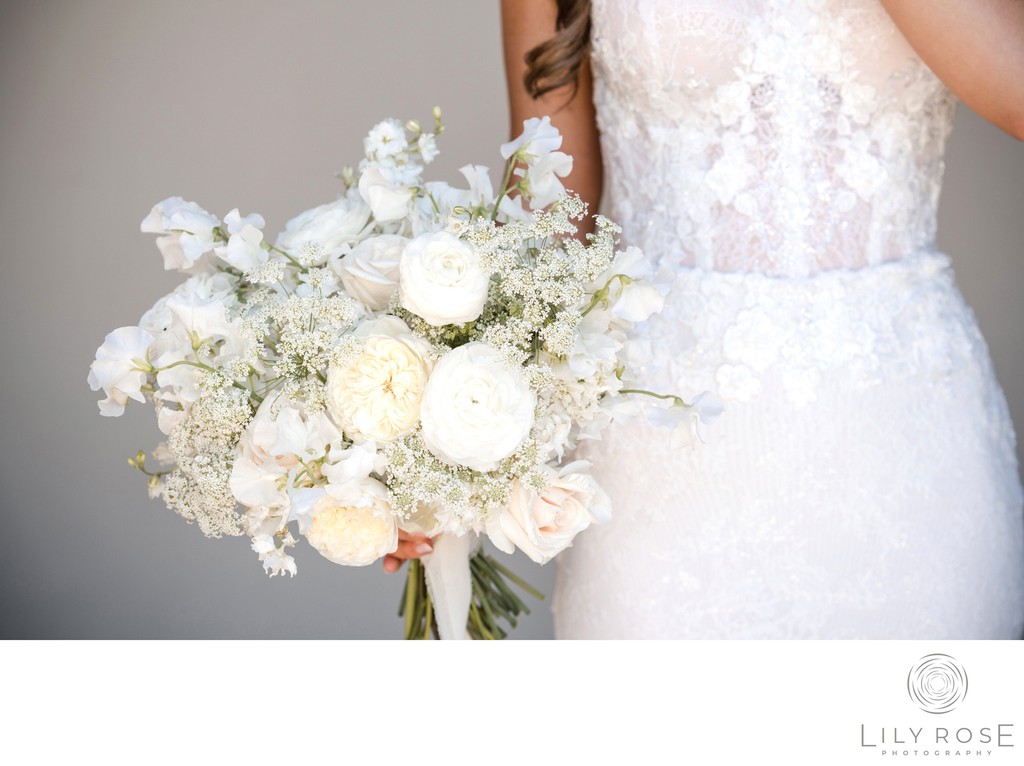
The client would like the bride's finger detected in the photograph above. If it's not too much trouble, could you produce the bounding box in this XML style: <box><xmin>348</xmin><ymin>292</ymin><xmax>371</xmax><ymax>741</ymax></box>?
<box><xmin>391</xmin><ymin>536</ymin><xmax>434</xmax><ymax>560</ymax></box>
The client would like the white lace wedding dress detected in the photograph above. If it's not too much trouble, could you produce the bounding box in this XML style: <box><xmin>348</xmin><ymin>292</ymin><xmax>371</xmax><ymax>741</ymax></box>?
<box><xmin>551</xmin><ymin>0</ymin><xmax>1024</xmax><ymax>638</ymax></box>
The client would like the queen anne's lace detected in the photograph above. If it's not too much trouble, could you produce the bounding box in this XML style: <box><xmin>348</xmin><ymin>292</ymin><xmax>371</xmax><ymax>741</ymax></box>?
<box><xmin>552</xmin><ymin>0</ymin><xmax>1024</xmax><ymax>638</ymax></box>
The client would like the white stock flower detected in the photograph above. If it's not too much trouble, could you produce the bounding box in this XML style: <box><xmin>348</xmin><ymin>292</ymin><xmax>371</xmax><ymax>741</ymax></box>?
<box><xmin>141</xmin><ymin>196</ymin><xmax>220</xmax><ymax>272</ymax></box>
<box><xmin>419</xmin><ymin>342</ymin><xmax>536</xmax><ymax>472</ymax></box>
<box><xmin>398</xmin><ymin>231</ymin><xmax>490</xmax><ymax>326</ymax></box>
<box><xmin>485</xmin><ymin>461</ymin><xmax>611</xmax><ymax>564</ymax></box>
<box><xmin>533</xmin><ymin>405</ymin><xmax>573</xmax><ymax>462</ymax></box>
<box><xmin>364</xmin><ymin>118</ymin><xmax>408</xmax><ymax>159</ymax></box>
<box><xmin>416</xmin><ymin>132</ymin><xmax>439</xmax><ymax>164</ymax></box>
<box><xmin>88</xmin><ymin>326</ymin><xmax>155</xmax><ymax>416</ymax></box>
<box><xmin>275</xmin><ymin>190</ymin><xmax>372</xmax><ymax>262</ymax></box>
<box><xmin>500</xmin><ymin>116</ymin><xmax>563</xmax><ymax>162</ymax></box>
<box><xmin>304</xmin><ymin>478</ymin><xmax>398</xmax><ymax>566</ymax></box>
<box><xmin>335</xmin><ymin>234</ymin><xmax>406</xmax><ymax>310</ymax></box>
<box><xmin>326</xmin><ymin>317</ymin><xmax>432</xmax><ymax>443</ymax></box>
<box><xmin>214</xmin><ymin>208</ymin><xmax>266</xmax><ymax>272</ymax></box>
<box><xmin>358</xmin><ymin>165</ymin><xmax>415</xmax><ymax>222</ymax></box>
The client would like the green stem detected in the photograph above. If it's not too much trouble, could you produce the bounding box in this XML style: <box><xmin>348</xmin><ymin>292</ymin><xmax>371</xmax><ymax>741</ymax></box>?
<box><xmin>468</xmin><ymin>601</ymin><xmax>494</xmax><ymax>640</ymax></box>
<box><xmin>476</xmin><ymin>555</ymin><xmax>529</xmax><ymax>614</ymax></box>
<box><xmin>490</xmin><ymin>156</ymin><xmax>519</xmax><ymax>222</ymax></box>
<box><xmin>403</xmin><ymin>560</ymin><xmax>419</xmax><ymax>639</ymax></box>
<box><xmin>619</xmin><ymin>389</ymin><xmax>689</xmax><ymax>407</ymax></box>
<box><xmin>423</xmin><ymin>588</ymin><xmax>433</xmax><ymax>640</ymax></box>
<box><xmin>264</xmin><ymin>242</ymin><xmax>307</xmax><ymax>271</ymax></box>
<box><xmin>483</xmin><ymin>555</ymin><xmax>546</xmax><ymax>601</ymax></box>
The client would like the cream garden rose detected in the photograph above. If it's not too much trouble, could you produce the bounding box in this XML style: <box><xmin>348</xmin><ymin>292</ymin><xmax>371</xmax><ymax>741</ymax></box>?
<box><xmin>336</xmin><ymin>234</ymin><xmax>406</xmax><ymax>310</ymax></box>
<box><xmin>304</xmin><ymin>479</ymin><xmax>398</xmax><ymax>566</ymax></box>
<box><xmin>419</xmin><ymin>341</ymin><xmax>536</xmax><ymax>472</ymax></box>
<box><xmin>486</xmin><ymin>461</ymin><xmax>612</xmax><ymax>564</ymax></box>
<box><xmin>326</xmin><ymin>316</ymin><xmax>432</xmax><ymax>443</ymax></box>
<box><xmin>398</xmin><ymin>231</ymin><xmax>490</xmax><ymax>326</ymax></box>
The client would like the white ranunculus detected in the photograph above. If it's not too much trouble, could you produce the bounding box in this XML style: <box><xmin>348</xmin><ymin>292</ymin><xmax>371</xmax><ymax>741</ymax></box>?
<box><xmin>303</xmin><ymin>478</ymin><xmax>398</xmax><ymax>566</ymax></box>
<box><xmin>214</xmin><ymin>208</ymin><xmax>266</xmax><ymax>272</ymax></box>
<box><xmin>485</xmin><ymin>461</ymin><xmax>611</xmax><ymax>565</ymax></box>
<box><xmin>500</xmin><ymin>115</ymin><xmax>563</xmax><ymax>162</ymax></box>
<box><xmin>141</xmin><ymin>196</ymin><xmax>221</xmax><ymax>272</ymax></box>
<box><xmin>275</xmin><ymin>190</ymin><xmax>372</xmax><ymax>262</ymax></box>
<box><xmin>358</xmin><ymin>165</ymin><xmax>414</xmax><ymax>222</ymax></box>
<box><xmin>419</xmin><ymin>342</ymin><xmax>536</xmax><ymax>472</ymax></box>
<box><xmin>88</xmin><ymin>326</ymin><xmax>155</xmax><ymax>416</ymax></box>
<box><xmin>335</xmin><ymin>234</ymin><xmax>406</xmax><ymax>310</ymax></box>
<box><xmin>399</xmin><ymin>232</ymin><xmax>490</xmax><ymax>326</ymax></box>
<box><xmin>326</xmin><ymin>317</ymin><xmax>432</xmax><ymax>443</ymax></box>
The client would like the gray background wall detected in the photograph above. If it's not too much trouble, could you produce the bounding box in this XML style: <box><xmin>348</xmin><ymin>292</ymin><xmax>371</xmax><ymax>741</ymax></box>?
<box><xmin>1</xmin><ymin>0</ymin><xmax>1020</xmax><ymax>639</ymax></box>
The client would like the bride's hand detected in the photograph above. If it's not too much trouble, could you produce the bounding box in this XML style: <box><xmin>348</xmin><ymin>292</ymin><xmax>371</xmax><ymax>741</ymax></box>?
<box><xmin>382</xmin><ymin>529</ymin><xmax>434</xmax><ymax>573</ymax></box>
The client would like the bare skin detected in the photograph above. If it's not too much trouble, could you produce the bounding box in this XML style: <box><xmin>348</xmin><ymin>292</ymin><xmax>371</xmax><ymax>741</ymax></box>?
<box><xmin>382</xmin><ymin>528</ymin><xmax>434</xmax><ymax>573</ymax></box>
<box><xmin>879</xmin><ymin>0</ymin><xmax>1024</xmax><ymax>140</ymax></box>
<box><xmin>501</xmin><ymin>0</ymin><xmax>604</xmax><ymax>220</ymax></box>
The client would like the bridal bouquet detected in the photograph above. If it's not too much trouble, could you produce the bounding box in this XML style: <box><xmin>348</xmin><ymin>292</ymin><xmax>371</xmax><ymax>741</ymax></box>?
<box><xmin>88</xmin><ymin>109</ymin><xmax>719</xmax><ymax>639</ymax></box>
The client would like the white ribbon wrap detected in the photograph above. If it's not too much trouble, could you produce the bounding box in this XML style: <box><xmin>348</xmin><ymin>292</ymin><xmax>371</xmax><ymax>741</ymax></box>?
<box><xmin>421</xmin><ymin>532</ymin><xmax>479</xmax><ymax>640</ymax></box>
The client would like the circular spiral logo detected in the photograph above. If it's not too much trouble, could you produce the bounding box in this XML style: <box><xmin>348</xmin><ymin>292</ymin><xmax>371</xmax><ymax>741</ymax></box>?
<box><xmin>907</xmin><ymin>654</ymin><xmax>968</xmax><ymax>714</ymax></box>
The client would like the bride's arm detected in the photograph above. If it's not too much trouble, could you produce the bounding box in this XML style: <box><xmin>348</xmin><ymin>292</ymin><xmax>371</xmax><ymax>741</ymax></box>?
<box><xmin>880</xmin><ymin>0</ymin><xmax>1024</xmax><ymax>140</ymax></box>
<box><xmin>501</xmin><ymin>0</ymin><xmax>603</xmax><ymax>215</ymax></box>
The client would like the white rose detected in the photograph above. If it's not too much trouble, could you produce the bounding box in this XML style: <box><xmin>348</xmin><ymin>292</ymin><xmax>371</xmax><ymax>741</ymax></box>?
<box><xmin>358</xmin><ymin>165</ymin><xmax>415</xmax><ymax>222</ymax></box>
<box><xmin>335</xmin><ymin>234</ymin><xmax>406</xmax><ymax>310</ymax></box>
<box><xmin>399</xmin><ymin>232</ymin><xmax>490</xmax><ymax>326</ymax></box>
<box><xmin>275</xmin><ymin>190</ymin><xmax>372</xmax><ymax>262</ymax></box>
<box><xmin>141</xmin><ymin>196</ymin><xmax>220</xmax><ymax>272</ymax></box>
<box><xmin>486</xmin><ymin>461</ymin><xmax>611</xmax><ymax>564</ymax></box>
<box><xmin>304</xmin><ymin>478</ymin><xmax>398</xmax><ymax>566</ymax></box>
<box><xmin>419</xmin><ymin>342</ymin><xmax>536</xmax><ymax>472</ymax></box>
<box><xmin>326</xmin><ymin>317</ymin><xmax>432</xmax><ymax>443</ymax></box>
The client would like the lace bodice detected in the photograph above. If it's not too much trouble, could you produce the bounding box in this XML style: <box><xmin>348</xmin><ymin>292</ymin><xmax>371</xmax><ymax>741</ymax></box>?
<box><xmin>592</xmin><ymin>0</ymin><xmax>958</xmax><ymax>276</ymax></box>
